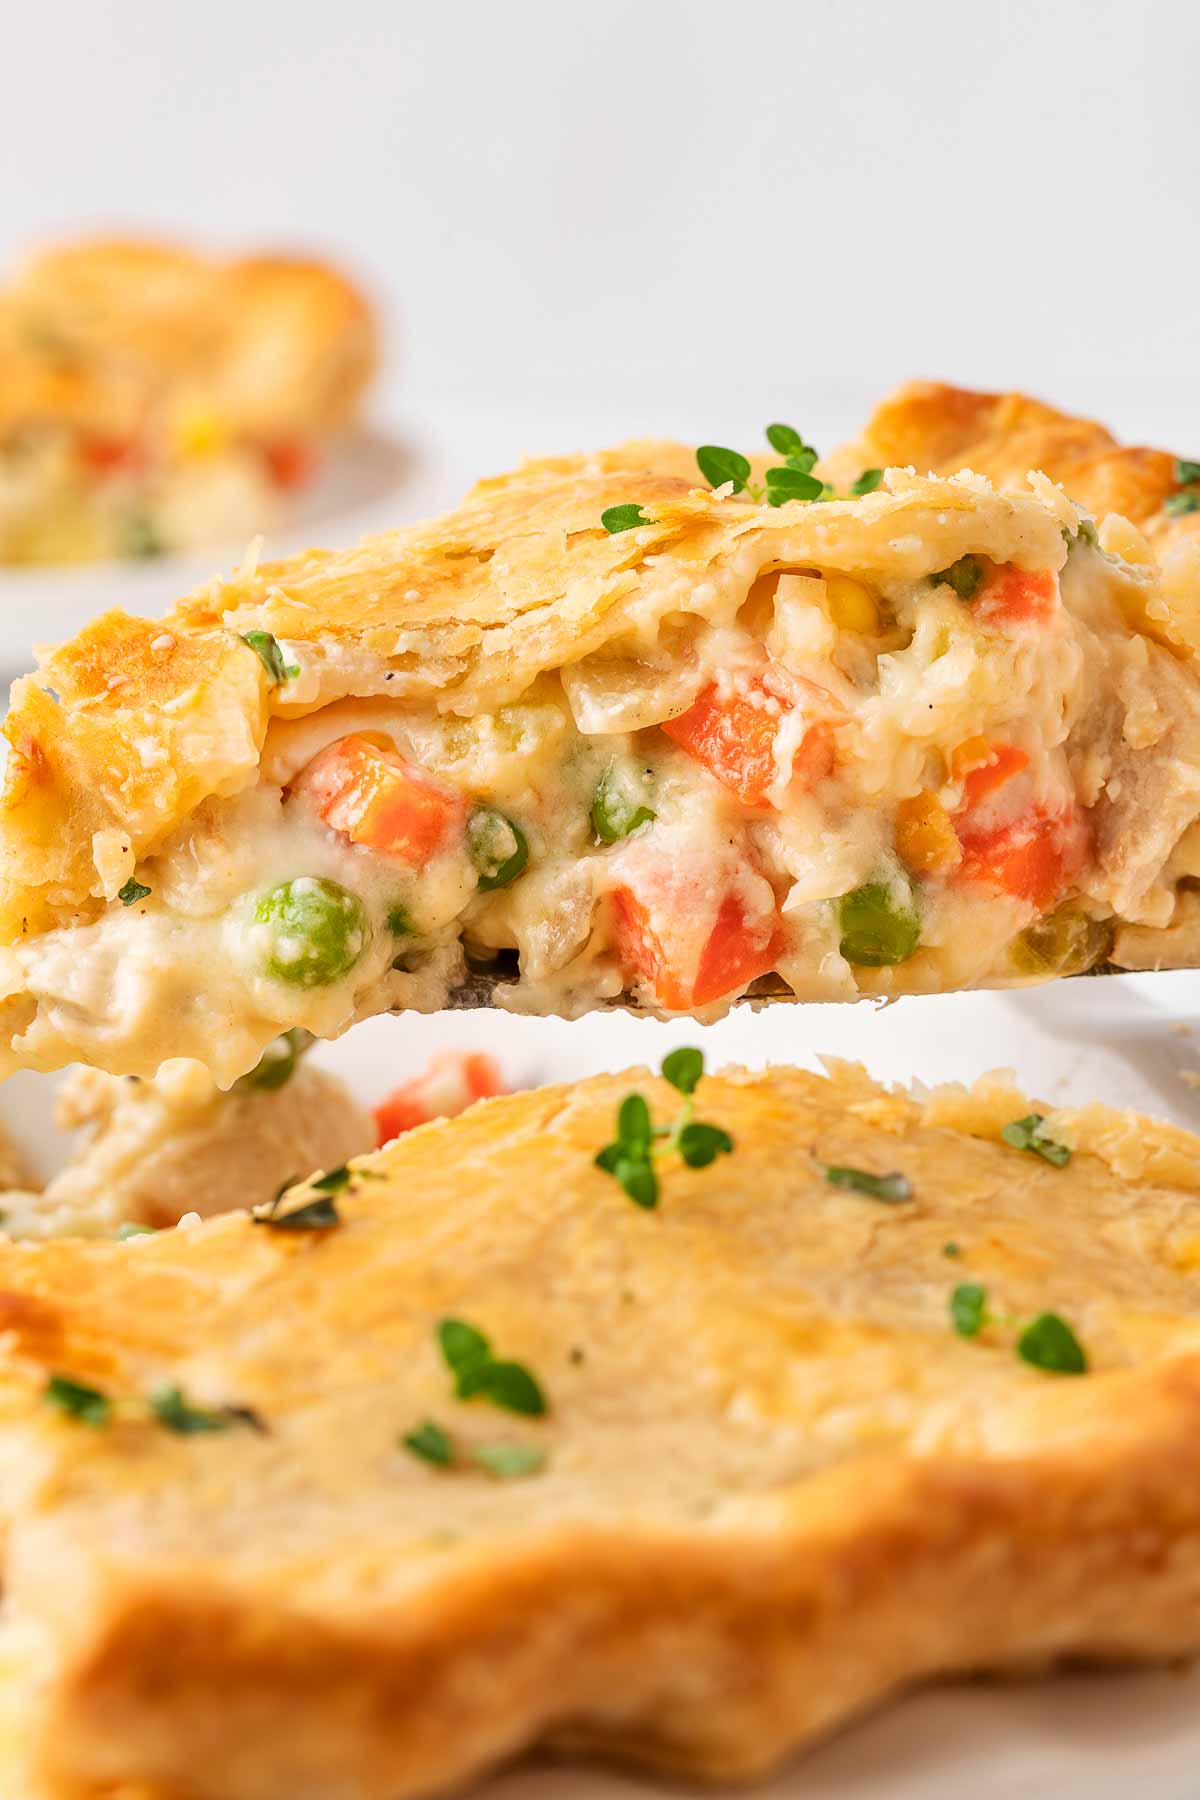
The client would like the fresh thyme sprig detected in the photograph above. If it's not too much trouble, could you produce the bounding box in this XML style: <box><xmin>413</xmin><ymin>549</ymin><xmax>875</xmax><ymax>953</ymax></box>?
<box><xmin>947</xmin><ymin>1282</ymin><xmax>1087</xmax><ymax>1373</ymax></box>
<box><xmin>43</xmin><ymin>1373</ymin><xmax>267</xmax><ymax>1432</ymax></box>
<box><xmin>594</xmin><ymin>1047</ymin><xmax>733</xmax><ymax>1210</ymax></box>
<box><xmin>697</xmin><ymin>423</ymin><xmax>824</xmax><ymax>505</ymax></box>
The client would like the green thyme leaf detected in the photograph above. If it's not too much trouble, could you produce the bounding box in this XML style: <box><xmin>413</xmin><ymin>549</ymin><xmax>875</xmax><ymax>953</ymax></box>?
<box><xmin>765</xmin><ymin>464</ymin><xmax>823</xmax><ymax>505</ymax></box>
<box><xmin>149</xmin><ymin>1383</ymin><xmax>235</xmax><ymax>1435</ymax></box>
<box><xmin>764</xmin><ymin>422</ymin><xmax>810</xmax><ymax>457</ymax></box>
<box><xmin>252</xmin><ymin>1191</ymin><xmax>341</xmax><ymax>1231</ymax></box>
<box><xmin>437</xmin><ymin>1321</ymin><xmax>546</xmax><ymax>1415</ymax></box>
<box><xmin>44</xmin><ymin>1373</ymin><xmax>111</xmax><ymax>1427</ymax></box>
<box><xmin>929</xmin><ymin>555</ymin><xmax>985</xmax><ymax>601</ymax></box>
<box><xmin>821</xmin><ymin>1164</ymin><xmax>914</xmax><ymax>1204</ymax></box>
<box><xmin>661</xmin><ymin>1046</ymin><xmax>704</xmax><ymax>1096</ymax></box>
<box><xmin>311</xmin><ymin>1165</ymin><xmax>352</xmax><ymax>1194</ymax></box>
<box><xmin>601</xmin><ymin>503</ymin><xmax>656</xmax><ymax>534</ymax></box>
<box><xmin>1175</xmin><ymin>459</ymin><xmax>1200</xmax><ymax>485</ymax></box>
<box><xmin>950</xmin><ymin>1282</ymin><xmax>989</xmax><ymax>1338</ymax></box>
<box><xmin>115</xmin><ymin>1221</ymin><xmax>157</xmax><ymax>1240</ymax></box>
<box><xmin>613</xmin><ymin>1154</ymin><xmax>659</xmax><ymax>1209</ymax></box>
<box><xmin>438</xmin><ymin>1318</ymin><xmax>492</xmax><ymax>1383</ymax></box>
<box><xmin>457</xmin><ymin>1360</ymin><xmax>547</xmax><ymax>1416</ymax></box>
<box><xmin>1165</xmin><ymin>492</ymin><xmax>1200</xmax><ymax>517</ymax></box>
<box><xmin>241</xmin><ymin>630</ymin><xmax>293</xmax><ymax>686</ymax></box>
<box><xmin>387</xmin><ymin>905</ymin><xmax>414</xmax><ymax>937</ymax></box>
<box><xmin>617</xmin><ymin>1093</ymin><xmax>653</xmax><ymax>1156</ymax></box>
<box><xmin>1000</xmin><ymin>1114</ymin><xmax>1071</xmax><ymax>1167</ymax></box>
<box><xmin>1016</xmin><ymin>1312</ymin><xmax>1087</xmax><ymax>1374</ymax></box>
<box><xmin>942</xmin><ymin>1241</ymin><xmax>962</xmax><ymax>1258</ymax></box>
<box><xmin>118</xmin><ymin>878</ymin><xmax>151</xmax><ymax>906</ymax></box>
<box><xmin>696</xmin><ymin>444</ymin><xmax>751</xmax><ymax>492</ymax></box>
<box><xmin>677</xmin><ymin>1121</ymin><xmax>734</xmax><ymax>1168</ymax></box>
<box><xmin>850</xmin><ymin>467</ymin><xmax>884</xmax><ymax>496</ymax></box>
<box><xmin>403</xmin><ymin>1419</ymin><xmax>453</xmax><ymax>1466</ymax></box>
<box><xmin>472</xmin><ymin>1441</ymin><xmax>545</xmax><ymax>1479</ymax></box>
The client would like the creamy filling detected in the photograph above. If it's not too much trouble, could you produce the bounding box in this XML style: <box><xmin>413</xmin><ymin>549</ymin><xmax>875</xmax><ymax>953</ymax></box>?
<box><xmin>2</xmin><ymin>544</ymin><xmax>1194</xmax><ymax>1082</ymax></box>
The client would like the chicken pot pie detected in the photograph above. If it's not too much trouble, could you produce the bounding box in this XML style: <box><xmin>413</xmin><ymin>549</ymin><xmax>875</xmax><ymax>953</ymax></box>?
<box><xmin>1</xmin><ymin>394</ymin><xmax>1199</xmax><ymax>1082</ymax></box>
<box><xmin>3</xmin><ymin>1060</ymin><xmax>1200</xmax><ymax>1796</ymax></box>
<box><xmin>0</xmin><ymin>235</ymin><xmax>376</xmax><ymax>564</ymax></box>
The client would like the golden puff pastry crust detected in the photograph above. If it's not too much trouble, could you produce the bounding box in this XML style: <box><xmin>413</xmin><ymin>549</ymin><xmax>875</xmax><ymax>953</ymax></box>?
<box><xmin>0</xmin><ymin>464</ymin><xmax>1076</xmax><ymax>930</ymax></box>
<box><xmin>4</xmin><ymin>1062</ymin><xmax>1200</xmax><ymax>1795</ymax></box>
<box><xmin>825</xmin><ymin>378</ymin><xmax>1200</xmax><ymax>554</ymax></box>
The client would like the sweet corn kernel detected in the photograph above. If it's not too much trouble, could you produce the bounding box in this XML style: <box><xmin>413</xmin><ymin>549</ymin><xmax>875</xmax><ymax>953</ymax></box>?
<box><xmin>171</xmin><ymin>403</ymin><xmax>230</xmax><ymax>459</ymax></box>
<box><xmin>949</xmin><ymin>735</ymin><xmax>992</xmax><ymax>780</ymax></box>
<box><xmin>824</xmin><ymin>573</ymin><xmax>879</xmax><ymax>634</ymax></box>
<box><xmin>895</xmin><ymin>790</ymin><xmax>962</xmax><ymax>875</ymax></box>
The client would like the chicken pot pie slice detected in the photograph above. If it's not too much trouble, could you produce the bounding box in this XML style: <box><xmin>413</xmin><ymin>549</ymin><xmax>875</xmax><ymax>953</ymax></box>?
<box><xmin>2</xmin><ymin>1061</ymin><xmax>1200</xmax><ymax>1796</ymax></box>
<box><xmin>2</xmin><ymin>434</ymin><xmax>1200</xmax><ymax>1081</ymax></box>
<box><xmin>826</xmin><ymin>380</ymin><xmax>1200</xmax><ymax>972</ymax></box>
<box><xmin>0</xmin><ymin>234</ymin><xmax>376</xmax><ymax>564</ymax></box>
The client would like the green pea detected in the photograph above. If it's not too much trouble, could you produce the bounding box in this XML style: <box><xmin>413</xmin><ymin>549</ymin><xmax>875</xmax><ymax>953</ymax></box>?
<box><xmin>253</xmin><ymin>878</ymin><xmax>369</xmax><ymax>987</ymax></box>
<box><xmin>468</xmin><ymin>809</ymin><xmax>529</xmax><ymax>890</ymax></box>
<box><xmin>929</xmin><ymin>554</ymin><xmax>985</xmax><ymax>601</ymax></box>
<box><xmin>838</xmin><ymin>880</ymin><xmax>920</xmax><ymax>968</ymax></box>
<box><xmin>1010</xmin><ymin>907</ymin><xmax>1114</xmax><ymax>978</ymax></box>
<box><xmin>591</xmin><ymin>762</ymin><xmax>656</xmax><ymax>844</ymax></box>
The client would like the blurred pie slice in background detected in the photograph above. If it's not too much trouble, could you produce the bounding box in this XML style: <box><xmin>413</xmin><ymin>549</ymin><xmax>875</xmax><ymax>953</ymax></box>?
<box><xmin>0</xmin><ymin>235</ymin><xmax>377</xmax><ymax>565</ymax></box>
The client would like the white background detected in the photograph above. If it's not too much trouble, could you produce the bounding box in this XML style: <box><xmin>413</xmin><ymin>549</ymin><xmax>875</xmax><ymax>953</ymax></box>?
<box><xmin>4</xmin><ymin>0</ymin><xmax>1196</xmax><ymax>462</ymax></box>
<box><xmin>4</xmin><ymin>6</ymin><xmax>1200</xmax><ymax>1793</ymax></box>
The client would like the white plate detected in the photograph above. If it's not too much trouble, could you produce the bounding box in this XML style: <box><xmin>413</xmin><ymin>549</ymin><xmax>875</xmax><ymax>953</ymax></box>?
<box><xmin>5</xmin><ymin>974</ymin><xmax>1200</xmax><ymax>1798</ymax></box>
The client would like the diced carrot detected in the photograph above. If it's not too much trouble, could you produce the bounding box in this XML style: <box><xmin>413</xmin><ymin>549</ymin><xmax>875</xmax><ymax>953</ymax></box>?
<box><xmin>262</xmin><ymin>438</ymin><xmax>314</xmax><ymax>490</ymax></box>
<box><xmin>956</xmin><ymin>811</ymin><xmax>1088</xmax><ymax>909</ymax></box>
<box><xmin>957</xmin><ymin>743</ymin><xmax>1030</xmax><ymax>811</ymax></box>
<box><xmin>952</xmin><ymin>742</ymin><xmax>1087</xmax><ymax>908</ymax></box>
<box><xmin>662</xmin><ymin>676</ymin><xmax>835</xmax><ymax>807</ymax></box>
<box><xmin>612</xmin><ymin>886</ymin><xmax>780</xmax><ymax>1009</ymax></box>
<box><xmin>974</xmin><ymin>564</ymin><xmax>1058</xmax><ymax>627</ymax></box>
<box><xmin>78</xmin><ymin>434</ymin><xmax>143</xmax><ymax>476</ymax></box>
<box><xmin>374</xmin><ymin>1050</ymin><xmax>506</xmax><ymax>1147</ymax></box>
<box><xmin>293</xmin><ymin>734</ymin><xmax>465</xmax><ymax>865</ymax></box>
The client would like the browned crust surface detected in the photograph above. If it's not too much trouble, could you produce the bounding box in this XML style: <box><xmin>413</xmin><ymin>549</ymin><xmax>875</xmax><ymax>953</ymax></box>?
<box><xmin>825</xmin><ymin>378</ymin><xmax>1199</xmax><ymax>554</ymax></box>
<box><xmin>1</xmin><ymin>1064</ymin><xmax>1200</xmax><ymax>1794</ymax></box>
